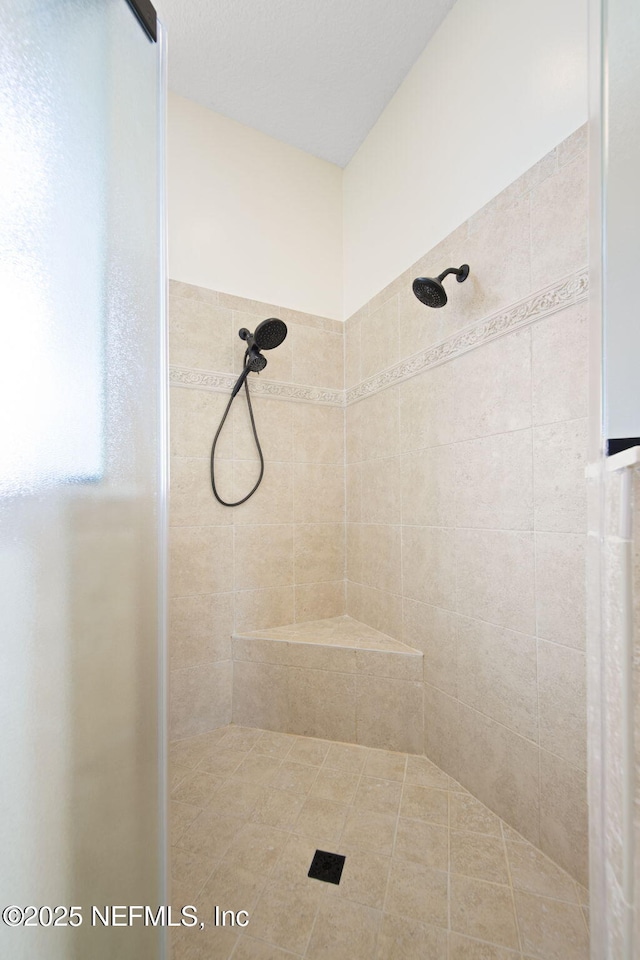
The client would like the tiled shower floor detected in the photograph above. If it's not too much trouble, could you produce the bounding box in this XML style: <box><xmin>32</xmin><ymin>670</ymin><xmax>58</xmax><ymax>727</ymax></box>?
<box><xmin>170</xmin><ymin>725</ymin><xmax>589</xmax><ymax>960</ymax></box>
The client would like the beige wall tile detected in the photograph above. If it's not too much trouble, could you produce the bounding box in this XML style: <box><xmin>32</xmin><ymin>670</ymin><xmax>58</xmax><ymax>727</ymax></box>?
<box><xmin>346</xmin><ymin>523</ymin><xmax>363</xmax><ymax>582</ymax></box>
<box><xmin>423</xmin><ymin>683</ymin><xmax>460</xmax><ymax>778</ymax></box>
<box><xmin>401</xmin><ymin>444</ymin><xmax>456</xmax><ymax>527</ymax></box>
<box><xmin>356</xmin><ymin>523</ymin><xmax>401</xmax><ymax>594</ymax></box>
<box><xmin>294</xmin><ymin>462</ymin><xmax>344</xmax><ymax>523</ymax></box>
<box><xmin>234</xmin><ymin>586</ymin><xmax>295</xmax><ymax>632</ymax></box>
<box><xmin>455</xmin><ymin>529</ymin><xmax>535</xmax><ymax>634</ymax></box>
<box><xmin>169</xmin><ymin>279</ymin><xmax>219</xmax><ymax>304</ymax></box>
<box><xmin>345</xmin><ymin>310</ymin><xmax>363</xmax><ymax>388</ymax></box>
<box><xmin>346</xmin><ymin>581</ymin><xmax>403</xmax><ymax>639</ymax></box>
<box><xmin>405</xmin><ymin>754</ymin><xmax>450</xmax><ymax>790</ymax></box>
<box><xmin>533</xmin><ymin>419</ymin><xmax>588</xmax><ymax>533</ymax></box>
<box><xmin>169</xmin><ymin>296</ymin><xmax>234</xmax><ymax>372</ymax></box>
<box><xmin>452</xmin><ymin>330</ymin><xmax>532</xmax><ymax>442</ymax></box>
<box><xmin>535</xmin><ymin>532</ymin><xmax>586</xmax><ymax>649</ymax></box>
<box><xmin>346</xmin><ymin>463</ymin><xmax>363</xmax><ymax>522</ymax></box>
<box><xmin>284</xmin><ymin>640</ymin><xmax>356</xmax><ymax>674</ymax></box>
<box><xmin>463</xmin><ymin>191</ymin><xmax>532</xmax><ymax>316</ymax></box>
<box><xmin>230</xmin><ymin>460</ymin><xmax>293</xmax><ymax>524</ymax></box>
<box><xmin>292</xmin><ymin>402</ymin><xmax>344</xmax><ymax>463</ymax></box>
<box><xmin>170</xmin><ymin>525</ymin><xmax>234</xmax><ymax>597</ymax></box>
<box><xmin>171</xmin><ymin>457</ymin><xmax>233</xmax><ymax>526</ymax></box>
<box><xmin>399</xmin><ymin>365</ymin><xmax>455</xmax><ymax>452</ymax></box>
<box><xmin>294</xmin><ymin>581</ymin><xmax>345</xmax><ymax>622</ymax></box>
<box><xmin>359</xmin><ymin>386</ymin><xmax>400</xmax><ymax>460</ymax></box>
<box><xmin>170</xmin><ymin>660</ymin><xmax>232</xmax><ymax>738</ymax></box>
<box><xmin>287</xmin><ymin>667</ymin><xmax>356</xmax><ymax>741</ymax></box>
<box><xmin>291</xmin><ymin>323</ymin><xmax>344</xmax><ymax>390</ymax></box>
<box><xmin>232</xmin><ymin>660</ymin><xmax>289</xmax><ymax>731</ymax></box>
<box><xmin>217</xmin><ymin>293</ymin><xmax>339</xmax><ymax>332</ymax></box>
<box><xmin>530</xmin><ymin>150</ymin><xmax>588</xmax><ymax>288</ymax></box>
<box><xmin>356</xmin><ymin>676</ymin><xmax>423</xmax><ymax>752</ymax></box>
<box><xmin>294</xmin><ymin>522</ymin><xmax>344</xmax><ymax>584</ymax></box>
<box><xmin>403</xmin><ymin>600</ymin><xmax>457</xmax><ymax>696</ymax></box>
<box><xmin>361</xmin><ymin>294</ymin><xmax>399</xmax><ymax>381</ymax></box>
<box><xmin>354</xmin><ymin>649</ymin><xmax>422</xmax><ymax>682</ymax></box>
<box><xmin>457</xmin><ymin>617</ymin><xmax>538</xmax><ymax>741</ymax></box>
<box><xmin>402</xmin><ymin>525</ymin><xmax>456</xmax><ymax>610</ymax></box>
<box><xmin>233</xmin><ymin>395</ymin><xmax>293</xmax><ymax>462</ymax></box>
<box><xmin>398</xmin><ymin>223</ymin><xmax>470</xmax><ymax>360</ymax></box>
<box><xmin>170</xmin><ymin>386</ymin><xmax>233</xmax><ymax>459</ymax></box>
<box><xmin>169</xmin><ymin>592</ymin><xmax>233</xmax><ymax>668</ymax></box>
<box><xmin>456</xmin><ymin>701</ymin><xmax>540</xmax><ymax>845</ymax></box>
<box><xmin>558</xmin><ymin>124</ymin><xmax>587</xmax><ymax>166</ymax></box>
<box><xmin>361</xmin><ymin>457</ymin><xmax>401</xmax><ymax>524</ymax></box>
<box><xmin>454</xmin><ymin>429</ymin><xmax>533</xmax><ymax>530</ymax></box>
<box><xmin>537</xmin><ymin>640</ymin><xmax>586</xmax><ymax>770</ymax></box>
<box><xmin>234</xmin><ymin>524</ymin><xmax>293</xmax><ymax>590</ymax></box>
<box><xmin>532</xmin><ymin>302</ymin><xmax>589</xmax><ymax>425</ymax></box>
<box><xmin>346</xmin><ymin>399</ymin><xmax>364</xmax><ymax>463</ymax></box>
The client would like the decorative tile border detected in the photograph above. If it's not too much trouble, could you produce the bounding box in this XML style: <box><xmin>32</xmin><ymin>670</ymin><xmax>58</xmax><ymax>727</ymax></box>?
<box><xmin>170</xmin><ymin>269</ymin><xmax>587</xmax><ymax>408</ymax></box>
<box><xmin>346</xmin><ymin>269</ymin><xmax>588</xmax><ymax>404</ymax></box>
<box><xmin>169</xmin><ymin>365</ymin><xmax>344</xmax><ymax>406</ymax></box>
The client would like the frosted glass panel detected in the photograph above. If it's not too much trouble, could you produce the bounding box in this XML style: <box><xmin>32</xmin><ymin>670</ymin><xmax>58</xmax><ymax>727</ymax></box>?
<box><xmin>603</xmin><ymin>0</ymin><xmax>640</xmax><ymax>441</ymax></box>
<box><xmin>0</xmin><ymin>2</ymin><xmax>167</xmax><ymax>958</ymax></box>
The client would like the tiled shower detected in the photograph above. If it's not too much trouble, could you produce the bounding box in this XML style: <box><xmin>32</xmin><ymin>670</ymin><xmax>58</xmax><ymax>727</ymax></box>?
<box><xmin>169</xmin><ymin>125</ymin><xmax>590</xmax><ymax>958</ymax></box>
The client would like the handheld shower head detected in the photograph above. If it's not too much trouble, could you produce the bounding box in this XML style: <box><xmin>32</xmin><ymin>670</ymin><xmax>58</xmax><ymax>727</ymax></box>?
<box><xmin>212</xmin><ymin>315</ymin><xmax>289</xmax><ymax>506</ymax></box>
<box><xmin>246</xmin><ymin>347</ymin><xmax>267</xmax><ymax>372</ymax></box>
<box><xmin>413</xmin><ymin>264</ymin><xmax>469</xmax><ymax>308</ymax></box>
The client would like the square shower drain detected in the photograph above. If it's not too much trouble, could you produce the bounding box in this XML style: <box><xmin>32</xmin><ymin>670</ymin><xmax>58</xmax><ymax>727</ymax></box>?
<box><xmin>308</xmin><ymin>849</ymin><xmax>346</xmax><ymax>885</ymax></box>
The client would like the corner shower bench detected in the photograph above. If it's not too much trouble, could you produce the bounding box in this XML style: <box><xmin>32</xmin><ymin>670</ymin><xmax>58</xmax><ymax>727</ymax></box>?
<box><xmin>232</xmin><ymin>615</ymin><xmax>423</xmax><ymax>754</ymax></box>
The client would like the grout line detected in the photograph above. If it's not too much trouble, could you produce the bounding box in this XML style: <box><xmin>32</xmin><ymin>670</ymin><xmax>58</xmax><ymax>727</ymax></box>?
<box><xmin>447</xmin><ymin>768</ymin><xmax>452</xmax><ymax>939</ymax></box>
<box><xmin>502</xmin><ymin>819</ymin><xmax>524</xmax><ymax>955</ymax></box>
<box><xmin>530</xmin><ymin>325</ymin><xmax>544</xmax><ymax>861</ymax></box>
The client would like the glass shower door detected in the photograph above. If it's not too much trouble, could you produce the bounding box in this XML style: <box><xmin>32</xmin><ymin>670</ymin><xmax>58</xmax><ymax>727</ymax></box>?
<box><xmin>0</xmin><ymin>2</ymin><xmax>167</xmax><ymax>957</ymax></box>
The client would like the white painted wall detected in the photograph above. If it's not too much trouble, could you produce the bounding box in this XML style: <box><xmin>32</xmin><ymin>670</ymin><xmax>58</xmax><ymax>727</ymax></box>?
<box><xmin>342</xmin><ymin>0</ymin><xmax>589</xmax><ymax>317</ymax></box>
<box><xmin>167</xmin><ymin>93</ymin><xmax>343</xmax><ymax>319</ymax></box>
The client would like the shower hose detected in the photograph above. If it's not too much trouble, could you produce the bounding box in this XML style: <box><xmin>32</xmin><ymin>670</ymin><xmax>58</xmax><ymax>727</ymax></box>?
<box><xmin>210</xmin><ymin>352</ymin><xmax>264</xmax><ymax>506</ymax></box>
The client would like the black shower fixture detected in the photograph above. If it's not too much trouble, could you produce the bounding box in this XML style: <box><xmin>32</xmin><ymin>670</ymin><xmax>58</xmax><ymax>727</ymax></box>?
<box><xmin>210</xmin><ymin>317</ymin><xmax>288</xmax><ymax>506</ymax></box>
<box><xmin>231</xmin><ymin>317</ymin><xmax>288</xmax><ymax>396</ymax></box>
<box><xmin>412</xmin><ymin>264</ymin><xmax>470</xmax><ymax>308</ymax></box>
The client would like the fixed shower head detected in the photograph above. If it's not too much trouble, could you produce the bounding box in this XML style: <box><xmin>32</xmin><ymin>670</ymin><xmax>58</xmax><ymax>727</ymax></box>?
<box><xmin>412</xmin><ymin>264</ymin><xmax>470</xmax><ymax>308</ymax></box>
<box><xmin>254</xmin><ymin>317</ymin><xmax>287</xmax><ymax>350</ymax></box>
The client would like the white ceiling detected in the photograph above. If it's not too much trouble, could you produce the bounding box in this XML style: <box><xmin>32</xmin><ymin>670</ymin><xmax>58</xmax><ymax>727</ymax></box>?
<box><xmin>157</xmin><ymin>0</ymin><xmax>457</xmax><ymax>167</ymax></box>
